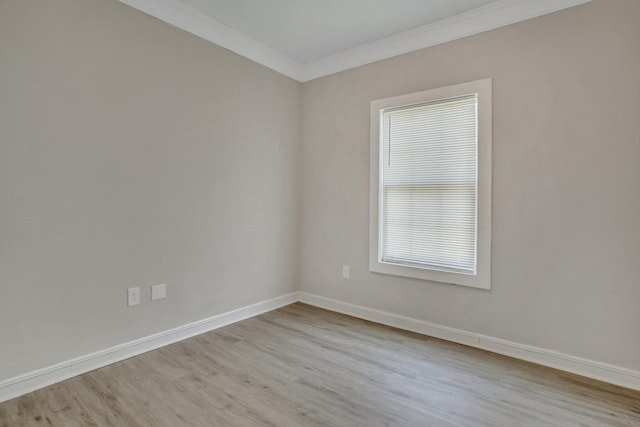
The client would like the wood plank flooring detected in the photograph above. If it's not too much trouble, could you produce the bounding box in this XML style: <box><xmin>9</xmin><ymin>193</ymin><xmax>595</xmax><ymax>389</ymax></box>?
<box><xmin>1</xmin><ymin>303</ymin><xmax>639</xmax><ymax>426</ymax></box>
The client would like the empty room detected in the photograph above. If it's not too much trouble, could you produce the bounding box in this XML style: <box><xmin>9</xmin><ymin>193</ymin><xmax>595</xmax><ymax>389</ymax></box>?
<box><xmin>1</xmin><ymin>0</ymin><xmax>639</xmax><ymax>425</ymax></box>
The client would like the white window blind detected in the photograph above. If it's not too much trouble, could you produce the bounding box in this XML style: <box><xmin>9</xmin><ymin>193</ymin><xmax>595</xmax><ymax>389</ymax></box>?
<box><xmin>381</xmin><ymin>94</ymin><xmax>478</xmax><ymax>274</ymax></box>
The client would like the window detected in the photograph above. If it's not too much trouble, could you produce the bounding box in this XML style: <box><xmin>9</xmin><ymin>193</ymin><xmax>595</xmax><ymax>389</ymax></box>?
<box><xmin>369</xmin><ymin>79</ymin><xmax>492</xmax><ymax>289</ymax></box>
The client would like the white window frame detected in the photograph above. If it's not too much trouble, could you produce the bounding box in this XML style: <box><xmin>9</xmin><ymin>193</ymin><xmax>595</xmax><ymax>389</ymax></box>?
<box><xmin>369</xmin><ymin>78</ymin><xmax>492</xmax><ymax>289</ymax></box>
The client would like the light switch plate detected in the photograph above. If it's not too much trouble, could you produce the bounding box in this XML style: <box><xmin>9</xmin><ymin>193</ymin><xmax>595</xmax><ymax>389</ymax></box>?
<box><xmin>151</xmin><ymin>284</ymin><xmax>166</xmax><ymax>301</ymax></box>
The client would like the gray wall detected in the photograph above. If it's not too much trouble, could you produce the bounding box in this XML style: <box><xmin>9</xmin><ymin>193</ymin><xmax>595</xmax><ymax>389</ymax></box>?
<box><xmin>0</xmin><ymin>0</ymin><xmax>300</xmax><ymax>380</ymax></box>
<box><xmin>300</xmin><ymin>0</ymin><xmax>640</xmax><ymax>372</ymax></box>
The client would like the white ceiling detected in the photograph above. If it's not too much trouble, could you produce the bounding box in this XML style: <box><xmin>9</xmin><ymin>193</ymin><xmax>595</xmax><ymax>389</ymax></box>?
<box><xmin>118</xmin><ymin>0</ymin><xmax>591</xmax><ymax>81</ymax></box>
<box><xmin>179</xmin><ymin>0</ymin><xmax>497</xmax><ymax>63</ymax></box>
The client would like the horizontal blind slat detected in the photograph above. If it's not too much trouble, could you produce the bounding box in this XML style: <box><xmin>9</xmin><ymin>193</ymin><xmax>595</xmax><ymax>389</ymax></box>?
<box><xmin>381</xmin><ymin>94</ymin><xmax>478</xmax><ymax>274</ymax></box>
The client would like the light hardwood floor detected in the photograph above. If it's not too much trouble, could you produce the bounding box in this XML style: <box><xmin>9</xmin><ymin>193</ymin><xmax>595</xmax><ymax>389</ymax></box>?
<box><xmin>1</xmin><ymin>303</ymin><xmax>639</xmax><ymax>426</ymax></box>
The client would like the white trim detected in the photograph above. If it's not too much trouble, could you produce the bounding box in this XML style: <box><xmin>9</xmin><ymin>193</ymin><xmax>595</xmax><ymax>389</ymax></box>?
<box><xmin>117</xmin><ymin>0</ymin><xmax>591</xmax><ymax>82</ymax></box>
<box><xmin>301</xmin><ymin>0</ymin><xmax>591</xmax><ymax>81</ymax></box>
<box><xmin>298</xmin><ymin>292</ymin><xmax>640</xmax><ymax>392</ymax></box>
<box><xmin>0</xmin><ymin>293</ymin><xmax>298</xmax><ymax>403</ymax></box>
<box><xmin>4</xmin><ymin>289</ymin><xmax>637</xmax><ymax>403</ymax></box>
<box><xmin>369</xmin><ymin>79</ymin><xmax>492</xmax><ymax>289</ymax></box>
<box><xmin>116</xmin><ymin>0</ymin><xmax>303</xmax><ymax>81</ymax></box>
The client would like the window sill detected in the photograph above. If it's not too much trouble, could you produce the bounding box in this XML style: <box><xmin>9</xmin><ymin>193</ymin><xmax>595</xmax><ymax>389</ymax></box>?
<box><xmin>369</xmin><ymin>259</ymin><xmax>490</xmax><ymax>290</ymax></box>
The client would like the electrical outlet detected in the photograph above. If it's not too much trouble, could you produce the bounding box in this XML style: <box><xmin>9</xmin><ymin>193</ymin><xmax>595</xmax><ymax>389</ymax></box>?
<box><xmin>342</xmin><ymin>265</ymin><xmax>350</xmax><ymax>279</ymax></box>
<box><xmin>151</xmin><ymin>284</ymin><xmax>166</xmax><ymax>301</ymax></box>
<box><xmin>127</xmin><ymin>287</ymin><xmax>140</xmax><ymax>306</ymax></box>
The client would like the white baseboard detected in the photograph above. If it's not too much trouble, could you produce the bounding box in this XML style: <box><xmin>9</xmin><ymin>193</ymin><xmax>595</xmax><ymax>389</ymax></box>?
<box><xmin>3</xmin><ymin>290</ymin><xmax>638</xmax><ymax>404</ymax></box>
<box><xmin>0</xmin><ymin>292</ymin><xmax>298</xmax><ymax>403</ymax></box>
<box><xmin>298</xmin><ymin>292</ymin><xmax>640</xmax><ymax>392</ymax></box>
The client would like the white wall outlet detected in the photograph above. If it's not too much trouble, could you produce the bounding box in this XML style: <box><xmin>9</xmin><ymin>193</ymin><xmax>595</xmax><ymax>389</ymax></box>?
<box><xmin>127</xmin><ymin>287</ymin><xmax>141</xmax><ymax>306</ymax></box>
<box><xmin>151</xmin><ymin>284</ymin><xmax>166</xmax><ymax>301</ymax></box>
<box><xmin>342</xmin><ymin>265</ymin><xmax>350</xmax><ymax>279</ymax></box>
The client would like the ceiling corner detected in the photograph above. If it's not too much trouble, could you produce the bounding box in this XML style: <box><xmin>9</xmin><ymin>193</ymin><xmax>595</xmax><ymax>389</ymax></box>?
<box><xmin>117</xmin><ymin>0</ymin><xmax>592</xmax><ymax>83</ymax></box>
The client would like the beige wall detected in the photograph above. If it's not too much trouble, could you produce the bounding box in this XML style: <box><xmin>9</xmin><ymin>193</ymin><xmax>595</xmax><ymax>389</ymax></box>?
<box><xmin>0</xmin><ymin>0</ymin><xmax>300</xmax><ymax>380</ymax></box>
<box><xmin>300</xmin><ymin>0</ymin><xmax>640</xmax><ymax>371</ymax></box>
<box><xmin>2</xmin><ymin>0</ymin><xmax>639</xmax><ymax>384</ymax></box>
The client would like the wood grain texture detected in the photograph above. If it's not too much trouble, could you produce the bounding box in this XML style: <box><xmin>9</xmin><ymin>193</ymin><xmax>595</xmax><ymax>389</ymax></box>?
<box><xmin>1</xmin><ymin>303</ymin><xmax>639</xmax><ymax>426</ymax></box>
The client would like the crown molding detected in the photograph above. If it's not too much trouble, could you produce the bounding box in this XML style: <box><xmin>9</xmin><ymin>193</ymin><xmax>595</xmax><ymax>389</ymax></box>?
<box><xmin>117</xmin><ymin>0</ymin><xmax>303</xmax><ymax>81</ymax></box>
<box><xmin>300</xmin><ymin>0</ymin><xmax>592</xmax><ymax>81</ymax></box>
<box><xmin>118</xmin><ymin>0</ymin><xmax>591</xmax><ymax>83</ymax></box>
